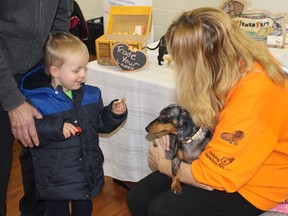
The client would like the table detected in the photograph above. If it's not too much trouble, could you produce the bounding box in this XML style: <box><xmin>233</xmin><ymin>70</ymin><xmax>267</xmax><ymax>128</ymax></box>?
<box><xmin>86</xmin><ymin>43</ymin><xmax>288</xmax><ymax>182</ymax></box>
<box><xmin>86</xmin><ymin>45</ymin><xmax>177</xmax><ymax>182</ymax></box>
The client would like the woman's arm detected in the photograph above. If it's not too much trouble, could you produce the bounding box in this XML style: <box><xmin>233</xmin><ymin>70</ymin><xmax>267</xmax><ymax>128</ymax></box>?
<box><xmin>149</xmin><ymin>136</ymin><xmax>213</xmax><ymax>191</ymax></box>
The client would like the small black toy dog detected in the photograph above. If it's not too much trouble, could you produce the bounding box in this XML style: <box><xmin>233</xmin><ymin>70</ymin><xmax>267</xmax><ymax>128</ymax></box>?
<box><xmin>146</xmin><ymin>35</ymin><xmax>168</xmax><ymax>65</ymax></box>
<box><xmin>146</xmin><ymin>104</ymin><xmax>212</xmax><ymax>195</ymax></box>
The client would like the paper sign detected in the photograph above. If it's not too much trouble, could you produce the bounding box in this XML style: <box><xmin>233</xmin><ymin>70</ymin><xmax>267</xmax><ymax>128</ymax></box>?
<box><xmin>219</xmin><ymin>0</ymin><xmax>287</xmax><ymax>48</ymax></box>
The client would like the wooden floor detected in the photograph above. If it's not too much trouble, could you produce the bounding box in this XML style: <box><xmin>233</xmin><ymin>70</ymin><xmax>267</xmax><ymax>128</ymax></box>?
<box><xmin>6</xmin><ymin>141</ymin><xmax>131</xmax><ymax>216</ymax></box>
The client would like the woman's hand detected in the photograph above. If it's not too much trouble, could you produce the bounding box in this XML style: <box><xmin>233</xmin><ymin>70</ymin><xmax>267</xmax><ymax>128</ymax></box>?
<box><xmin>149</xmin><ymin>135</ymin><xmax>170</xmax><ymax>170</ymax></box>
<box><xmin>156</xmin><ymin>134</ymin><xmax>170</xmax><ymax>151</ymax></box>
<box><xmin>149</xmin><ymin>135</ymin><xmax>213</xmax><ymax>190</ymax></box>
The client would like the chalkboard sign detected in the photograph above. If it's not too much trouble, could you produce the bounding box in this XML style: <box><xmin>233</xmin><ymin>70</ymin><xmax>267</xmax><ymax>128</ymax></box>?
<box><xmin>111</xmin><ymin>43</ymin><xmax>148</xmax><ymax>72</ymax></box>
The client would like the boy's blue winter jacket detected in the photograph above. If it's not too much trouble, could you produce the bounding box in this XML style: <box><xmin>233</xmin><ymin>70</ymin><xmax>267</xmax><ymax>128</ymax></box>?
<box><xmin>20</xmin><ymin>66</ymin><xmax>127</xmax><ymax>201</ymax></box>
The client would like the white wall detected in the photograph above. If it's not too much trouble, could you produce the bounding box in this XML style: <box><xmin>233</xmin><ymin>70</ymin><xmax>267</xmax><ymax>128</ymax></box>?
<box><xmin>251</xmin><ymin>0</ymin><xmax>288</xmax><ymax>14</ymax></box>
<box><xmin>76</xmin><ymin>0</ymin><xmax>288</xmax><ymax>41</ymax></box>
<box><xmin>76</xmin><ymin>0</ymin><xmax>103</xmax><ymax>20</ymax></box>
<box><xmin>152</xmin><ymin>0</ymin><xmax>224</xmax><ymax>41</ymax></box>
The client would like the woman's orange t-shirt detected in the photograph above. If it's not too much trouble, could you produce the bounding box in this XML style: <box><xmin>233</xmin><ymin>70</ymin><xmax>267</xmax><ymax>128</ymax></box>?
<box><xmin>192</xmin><ymin>62</ymin><xmax>288</xmax><ymax>210</ymax></box>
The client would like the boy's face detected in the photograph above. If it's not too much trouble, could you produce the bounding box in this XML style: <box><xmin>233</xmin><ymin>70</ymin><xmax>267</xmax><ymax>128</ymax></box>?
<box><xmin>54</xmin><ymin>51</ymin><xmax>89</xmax><ymax>91</ymax></box>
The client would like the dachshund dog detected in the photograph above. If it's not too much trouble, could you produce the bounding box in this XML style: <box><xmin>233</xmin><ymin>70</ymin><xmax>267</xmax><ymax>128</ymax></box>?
<box><xmin>146</xmin><ymin>104</ymin><xmax>212</xmax><ymax>195</ymax></box>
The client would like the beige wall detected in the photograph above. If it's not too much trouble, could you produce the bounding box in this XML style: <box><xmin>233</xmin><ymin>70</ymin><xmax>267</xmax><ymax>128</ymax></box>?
<box><xmin>76</xmin><ymin>0</ymin><xmax>103</xmax><ymax>20</ymax></box>
<box><xmin>76</xmin><ymin>0</ymin><xmax>288</xmax><ymax>41</ymax></box>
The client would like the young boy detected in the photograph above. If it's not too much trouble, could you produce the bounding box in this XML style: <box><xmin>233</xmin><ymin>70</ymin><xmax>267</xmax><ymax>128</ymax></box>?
<box><xmin>20</xmin><ymin>32</ymin><xmax>127</xmax><ymax>216</ymax></box>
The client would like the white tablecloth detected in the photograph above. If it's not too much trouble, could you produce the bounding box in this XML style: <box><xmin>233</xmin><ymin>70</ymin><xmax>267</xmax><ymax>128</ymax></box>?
<box><xmin>86</xmin><ymin>42</ymin><xmax>288</xmax><ymax>182</ymax></box>
<box><xmin>86</xmin><ymin>45</ymin><xmax>176</xmax><ymax>182</ymax></box>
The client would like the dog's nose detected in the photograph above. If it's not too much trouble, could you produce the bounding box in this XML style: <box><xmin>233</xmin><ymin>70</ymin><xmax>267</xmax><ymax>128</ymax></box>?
<box><xmin>145</xmin><ymin>118</ymin><xmax>159</xmax><ymax>132</ymax></box>
<box><xmin>145</xmin><ymin>125</ymin><xmax>150</xmax><ymax>132</ymax></box>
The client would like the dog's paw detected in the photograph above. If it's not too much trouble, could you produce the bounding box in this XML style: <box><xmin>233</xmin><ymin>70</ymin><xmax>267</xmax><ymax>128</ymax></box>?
<box><xmin>171</xmin><ymin>184</ymin><xmax>182</xmax><ymax>195</ymax></box>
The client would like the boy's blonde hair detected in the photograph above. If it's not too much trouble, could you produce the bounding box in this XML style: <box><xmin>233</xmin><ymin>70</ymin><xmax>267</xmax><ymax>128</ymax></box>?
<box><xmin>44</xmin><ymin>32</ymin><xmax>89</xmax><ymax>74</ymax></box>
<box><xmin>165</xmin><ymin>7</ymin><xmax>286</xmax><ymax>130</ymax></box>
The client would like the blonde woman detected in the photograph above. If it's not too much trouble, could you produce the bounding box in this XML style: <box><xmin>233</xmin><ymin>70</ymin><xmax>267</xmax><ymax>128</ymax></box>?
<box><xmin>127</xmin><ymin>7</ymin><xmax>288</xmax><ymax>216</ymax></box>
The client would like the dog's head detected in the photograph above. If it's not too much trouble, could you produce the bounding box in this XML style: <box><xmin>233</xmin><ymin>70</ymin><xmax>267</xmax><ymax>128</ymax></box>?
<box><xmin>145</xmin><ymin>104</ymin><xmax>202</xmax><ymax>142</ymax></box>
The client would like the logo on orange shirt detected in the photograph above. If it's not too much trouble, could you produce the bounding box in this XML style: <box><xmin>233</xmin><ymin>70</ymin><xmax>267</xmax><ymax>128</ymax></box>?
<box><xmin>220</xmin><ymin>130</ymin><xmax>244</xmax><ymax>145</ymax></box>
<box><xmin>204</xmin><ymin>151</ymin><xmax>235</xmax><ymax>170</ymax></box>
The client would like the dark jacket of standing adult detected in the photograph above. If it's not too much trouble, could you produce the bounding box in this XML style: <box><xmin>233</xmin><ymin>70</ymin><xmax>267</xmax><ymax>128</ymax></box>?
<box><xmin>0</xmin><ymin>0</ymin><xmax>73</xmax><ymax>111</ymax></box>
<box><xmin>20</xmin><ymin>66</ymin><xmax>128</xmax><ymax>200</ymax></box>
<box><xmin>0</xmin><ymin>1</ymin><xmax>73</xmax><ymax>215</ymax></box>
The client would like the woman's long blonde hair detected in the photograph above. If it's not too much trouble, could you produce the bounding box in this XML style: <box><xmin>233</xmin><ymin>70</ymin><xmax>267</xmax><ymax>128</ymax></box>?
<box><xmin>165</xmin><ymin>7</ymin><xmax>286</xmax><ymax>131</ymax></box>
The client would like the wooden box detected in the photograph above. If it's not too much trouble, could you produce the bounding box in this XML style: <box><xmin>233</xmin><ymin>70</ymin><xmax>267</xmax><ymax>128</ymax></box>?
<box><xmin>96</xmin><ymin>6</ymin><xmax>152</xmax><ymax>65</ymax></box>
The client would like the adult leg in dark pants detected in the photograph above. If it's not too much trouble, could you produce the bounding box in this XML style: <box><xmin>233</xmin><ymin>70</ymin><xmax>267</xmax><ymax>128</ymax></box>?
<box><xmin>127</xmin><ymin>171</ymin><xmax>171</xmax><ymax>216</ymax></box>
<box><xmin>127</xmin><ymin>171</ymin><xmax>265</xmax><ymax>216</ymax></box>
<box><xmin>44</xmin><ymin>201</ymin><xmax>70</xmax><ymax>216</ymax></box>
<box><xmin>19</xmin><ymin>148</ymin><xmax>46</xmax><ymax>216</ymax></box>
<box><xmin>0</xmin><ymin>105</ymin><xmax>14</xmax><ymax>216</ymax></box>
<box><xmin>71</xmin><ymin>200</ymin><xmax>93</xmax><ymax>216</ymax></box>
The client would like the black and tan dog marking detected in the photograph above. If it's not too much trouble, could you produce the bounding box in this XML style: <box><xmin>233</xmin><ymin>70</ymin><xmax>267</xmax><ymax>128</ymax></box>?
<box><xmin>146</xmin><ymin>104</ymin><xmax>212</xmax><ymax>195</ymax></box>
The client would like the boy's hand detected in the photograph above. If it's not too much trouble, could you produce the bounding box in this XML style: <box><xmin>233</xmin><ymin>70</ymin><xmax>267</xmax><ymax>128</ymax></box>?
<box><xmin>112</xmin><ymin>98</ymin><xmax>127</xmax><ymax>115</ymax></box>
<box><xmin>63</xmin><ymin>122</ymin><xmax>81</xmax><ymax>138</ymax></box>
